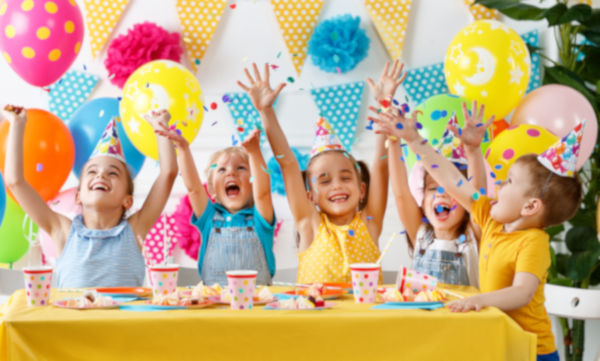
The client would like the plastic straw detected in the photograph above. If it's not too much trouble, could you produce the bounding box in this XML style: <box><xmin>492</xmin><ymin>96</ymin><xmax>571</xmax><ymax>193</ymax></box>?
<box><xmin>162</xmin><ymin>215</ymin><xmax>169</xmax><ymax>265</ymax></box>
<box><xmin>376</xmin><ymin>232</ymin><xmax>397</xmax><ymax>266</ymax></box>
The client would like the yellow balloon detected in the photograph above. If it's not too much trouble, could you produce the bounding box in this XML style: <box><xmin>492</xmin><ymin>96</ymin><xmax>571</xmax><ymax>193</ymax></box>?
<box><xmin>445</xmin><ymin>20</ymin><xmax>530</xmax><ymax>120</ymax></box>
<box><xmin>485</xmin><ymin>124</ymin><xmax>558</xmax><ymax>182</ymax></box>
<box><xmin>120</xmin><ymin>60</ymin><xmax>203</xmax><ymax>160</ymax></box>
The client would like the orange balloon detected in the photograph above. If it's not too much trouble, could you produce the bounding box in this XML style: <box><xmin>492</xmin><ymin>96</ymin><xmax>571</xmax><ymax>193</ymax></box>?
<box><xmin>0</xmin><ymin>109</ymin><xmax>74</xmax><ymax>201</ymax></box>
<box><xmin>491</xmin><ymin>119</ymin><xmax>509</xmax><ymax>139</ymax></box>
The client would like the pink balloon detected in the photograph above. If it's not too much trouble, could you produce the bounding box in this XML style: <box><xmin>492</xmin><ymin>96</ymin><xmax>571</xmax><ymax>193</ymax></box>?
<box><xmin>0</xmin><ymin>0</ymin><xmax>84</xmax><ymax>86</ymax></box>
<box><xmin>511</xmin><ymin>84</ymin><xmax>597</xmax><ymax>170</ymax></box>
<box><xmin>39</xmin><ymin>187</ymin><xmax>81</xmax><ymax>263</ymax></box>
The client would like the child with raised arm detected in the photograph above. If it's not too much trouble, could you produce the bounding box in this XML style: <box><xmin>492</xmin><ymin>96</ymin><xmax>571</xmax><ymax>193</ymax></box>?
<box><xmin>371</xmin><ymin>106</ymin><xmax>583</xmax><ymax>361</ymax></box>
<box><xmin>154</xmin><ymin>120</ymin><xmax>275</xmax><ymax>286</ymax></box>
<box><xmin>237</xmin><ymin>61</ymin><xmax>403</xmax><ymax>283</ymax></box>
<box><xmin>385</xmin><ymin>102</ymin><xmax>493</xmax><ymax>286</ymax></box>
<box><xmin>4</xmin><ymin>107</ymin><xmax>178</xmax><ymax>287</ymax></box>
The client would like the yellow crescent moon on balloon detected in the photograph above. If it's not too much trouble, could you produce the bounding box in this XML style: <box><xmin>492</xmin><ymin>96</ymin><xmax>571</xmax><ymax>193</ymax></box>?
<box><xmin>147</xmin><ymin>84</ymin><xmax>171</xmax><ymax>110</ymax></box>
<box><xmin>464</xmin><ymin>47</ymin><xmax>496</xmax><ymax>86</ymax></box>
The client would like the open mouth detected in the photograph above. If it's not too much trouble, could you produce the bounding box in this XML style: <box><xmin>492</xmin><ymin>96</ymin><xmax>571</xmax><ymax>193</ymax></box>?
<box><xmin>90</xmin><ymin>182</ymin><xmax>109</xmax><ymax>192</ymax></box>
<box><xmin>225</xmin><ymin>182</ymin><xmax>240</xmax><ymax>197</ymax></box>
<box><xmin>328</xmin><ymin>193</ymin><xmax>349</xmax><ymax>203</ymax></box>
<box><xmin>432</xmin><ymin>202</ymin><xmax>452</xmax><ymax>221</ymax></box>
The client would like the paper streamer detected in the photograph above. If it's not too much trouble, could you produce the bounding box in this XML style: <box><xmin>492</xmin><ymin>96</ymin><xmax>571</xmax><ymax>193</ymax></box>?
<box><xmin>403</xmin><ymin>62</ymin><xmax>447</xmax><ymax>105</ymax></box>
<box><xmin>364</xmin><ymin>0</ymin><xmax>412</xmax><ymax>60</ymax></box>
<box><xmin>310</xmin><ymin>81</ymin><xmax>365</xmax><ymax>151</ymax></box>
<box><xmin>48</xmin><ymin>71</ymin><xmax>99</xmax><ymax>122</ymax></box>
<box><xmin>521</xmin><ymin>30</ymin><xmax>541</xmax><ymax>94</ymax></box>
<box><xmin>463</xmin><ymin>0</ymin><xmax>499</xmax><ymax>20</ymax></box>
<box><xmin>175</xmin><ymin>0</ymin><xmax>227</xmax><ymax>72</ymax></box>
<box><xmin>84</xmin><ymin>0</ymin><xmax>130</xmax><ymax>58</ymax></box>
<box><xmin>270</xmin><ymin>0</ymin><xmax>324</xmax><ymax>75</ymax></box>
<box><xmin>224</xmin><ymin>92</ymin><xmax>268</xmax><ymax>146</ymax></box>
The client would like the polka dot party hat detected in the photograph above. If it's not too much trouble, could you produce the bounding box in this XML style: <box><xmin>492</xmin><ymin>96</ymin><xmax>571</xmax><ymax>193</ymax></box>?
<box><xmin>537</xmin><ymin>119</ymin><xmax>585</xmax><ymax>177</ymax></box>
<box><xmin>436</xmin><ymin>112</ymin><xmax>467</xmax><ymax>165</ymax></box>
<box><xmin>90</xmin><ymin>117</ymin><xmax>126</xmax><ymax>163</ymax></box>
<box><xmin>311</xmin><ymin>117</ymin><xmax>345</xmax><ymax>157</ymax></box>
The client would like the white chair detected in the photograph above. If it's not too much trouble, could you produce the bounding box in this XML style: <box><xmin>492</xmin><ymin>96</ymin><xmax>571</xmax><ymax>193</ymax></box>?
<box><xmin>0</xmin><ymin>268</ymin><xmax>24</xmax><ymax>304</ymax></box>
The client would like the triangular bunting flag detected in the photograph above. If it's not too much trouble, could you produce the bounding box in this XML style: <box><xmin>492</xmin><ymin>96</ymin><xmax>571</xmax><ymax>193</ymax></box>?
<box><xmin>521</xmin><ymin>30</ymin><xmax>541</xmax><ymax>94</ymax></box>
<box><xmin>310</xmin><ymin>81</ymin><xmax>365</xmax><ymax>151</ymax></box>
<box><xmin>577</xmin><ymin>0</ymin><xmax>591</xmax><ymax>5</ymax></box>
<box><xmin>224</xmin><ymin>93</ymin><xmax>268</xmax><ymax>146</ymax></box>
<box><xmin>84</xmin><ymin>0</ymin><xmax>130</xmax><ymax>58</ymax></box>
<box><xmin>175</xmin><ymin>0</ymin><xmax>227</xmax><ymax>73</ymax></box>
<box><xmin>463</xmin><ymin>0</ymin><xmax>499</xmax><ymax>20</ymax></box>
<box><xmin>270</xmin><ymin>0</ymin><xmax>324</xmax><ymax>75</ymax></box>
<box><xmin>403</xmin><ymin>62</ymin><xmax>447</xmax><ymax>105</ymax></box>
<box><xmin>365</xmin><ymin>0</ymin><xmax>412</xmax><ymax>60</ymax></box>
<box><xmin>48</xmin><ymin>71</ymin><xmax>99</xmax><ymax>122</ymax></box>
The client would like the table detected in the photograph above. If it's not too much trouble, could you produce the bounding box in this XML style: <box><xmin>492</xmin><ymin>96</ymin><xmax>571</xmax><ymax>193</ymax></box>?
<box><xmin>0</xmin><ymin>287</ymin><xmax>536</xmax><ymax>361</ymax></box>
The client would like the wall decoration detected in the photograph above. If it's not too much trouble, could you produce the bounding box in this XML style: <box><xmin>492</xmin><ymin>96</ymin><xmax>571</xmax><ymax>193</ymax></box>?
<box><xmin>364</xmin><ymin>0</ymin><xmax>412</xmax><ymax>60</ymax></box>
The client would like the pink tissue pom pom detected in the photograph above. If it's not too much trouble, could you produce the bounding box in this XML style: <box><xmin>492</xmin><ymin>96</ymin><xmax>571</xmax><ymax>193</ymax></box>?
<box><xmin>104</xmin><ymin>22</ymin><xmax>183</xmax><ymax>88</ymax></box>
<box><xmin>171</xmin><ymin>194</ymin><xmax>202</xmax><ymax>260</ymax></box>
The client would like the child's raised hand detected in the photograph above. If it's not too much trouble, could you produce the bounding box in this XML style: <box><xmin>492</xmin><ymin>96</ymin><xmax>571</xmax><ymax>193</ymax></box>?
<box><xmin>144</xmin><ymin>109</ymin><xmax>171</xmax><ymax>129</ymax></box>
<box><xmin>241</xmin><ymin>129</ymin><xmax>261</xmax><ymax>153</ymax></box>
<box><xmin>449</xmin><ymin>101</ymin><xmax>494</xmax><ymax>150</ymax></box>
<box><xmin>237</xmin><ymin>63</ymin><xmax>286</xmax><ymax>112</ymax></box>
<box><xmin>152</xmin><ymin>119</ymin><xmax>190</xmax><ymax>150</ymax></box>
<box><xmin>368</xmin><ymin>106</ymin><xmax>421</xmax><ymax>143</ymax></box>
<box><xmin>2</xmin><ymin>105</ymin><xmax>26</xmax><ymax>125</ymax></box>
<box><xmin>366</xmin><ymin>60</ymin><xmax>407</xmax><ymax>103</ymax></box>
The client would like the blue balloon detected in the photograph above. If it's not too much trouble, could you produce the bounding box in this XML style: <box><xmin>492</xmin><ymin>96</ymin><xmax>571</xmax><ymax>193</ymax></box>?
<box><xmin>0</xmin><ymin>171</ymin><xmax>5</xmax><ymax>228</ymax></box>
<box><xmin>67</xmin><ymin>98</ymin><xmax>145</xmax><ymax>178</ymax></box>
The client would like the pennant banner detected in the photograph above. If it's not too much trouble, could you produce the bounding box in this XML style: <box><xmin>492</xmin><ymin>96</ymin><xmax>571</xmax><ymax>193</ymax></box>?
<box><xmin>463</xmin><ymin>0</ymin><xmax>499</xmax><ymax>20</ymax></box>
<box><xmin>365</xmin><ymin>0</ymin><xmax>412</xmax><ymax>60</ymax></box>
<box><xmin>49</xmin><ymin>71</ymin><xmax>99</xmax><ymax>122</ymax></box>
<box><xmin>403</xmin><ymin>62</ymin><xmax>448</xmax><ymax>105</ymax></box>
<box><xmin>224</xmin><ymin>92</ymin><xmax>268</xmax><ymax>146</ymax></box>
<box><xmin>270</xmin><ymin>0</ymin><xmax>324</xmax><ymax>75</ymax></box>
<box><xmin>310</xmin><ymin>81</ymin><xmax>365</xmax><ymax>151</ymax></box>
<box><xmin>84</xmin><ymin>0</ymin><xmax>130</xmax><ymax>58</ymax></box>
<box><xmin>521</xmin><ymin>30</ymin><xmax>541</xmax><ymax>94</ymax></box>
<box><xmin>176</xmin><ymin>0</ymin><xmax>227</xmax><ymax>73</ymax></box>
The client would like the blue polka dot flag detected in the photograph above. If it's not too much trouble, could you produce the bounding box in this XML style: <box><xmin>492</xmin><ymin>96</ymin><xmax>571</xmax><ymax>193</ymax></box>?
<box><xmin>402</xmin><ymin>62</ymin><xmax>447</xmax><ymax>106</ymax></box>
<box><xmin>224</xmin><ymin>92</ymin><xmax>269</xmax><ymax>146</ymax></box>
<box><xmin>48</xmin><ymin>71</ymin><xmax>99</xmax><ymax>122</ymax></box>
<box><xmin>521</xmin><ymin>30</ymin><xmax>541</xmax><ymax>94</ymax></box>
<box><xmin>309</xmin><ymin>81</ymin><xmax>365</xmax><ymax>151</ymax></box>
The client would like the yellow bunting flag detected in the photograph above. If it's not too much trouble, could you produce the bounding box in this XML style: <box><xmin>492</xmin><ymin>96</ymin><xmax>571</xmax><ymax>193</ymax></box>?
<box><xmin>84</xmin><ymin>0</ymin><xmax>130</xmax><ymax>58</ymax></box>
<box><xmin>463</xmin><ymin>0</ymin><xmax>499</xmax><ymax>20</ymax></box>
<box><xmin>576</xmin><ymin>0</ymin><xmax>591</xmax><ymax>5</ymax></box>
<box><xmin>176</xmin><ymin>0</ymin><xmax>227</xmax><ymax>72</ymax></box>
<box><xmin>364</xmin><ymin>0</ymin><xmax>412</xmax><ymax>60</ymax></box>
<box><xmin>270</xmin><ymin>0</ymin><xmax>324</xmax><ymax>75</ymax></box>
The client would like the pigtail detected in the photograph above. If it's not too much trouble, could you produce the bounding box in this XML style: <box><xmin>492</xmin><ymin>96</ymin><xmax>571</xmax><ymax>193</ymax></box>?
<box><xmin>357</xmin><ymin>160</ymin><xmax>370</xmax><ymax>210</ymax></box>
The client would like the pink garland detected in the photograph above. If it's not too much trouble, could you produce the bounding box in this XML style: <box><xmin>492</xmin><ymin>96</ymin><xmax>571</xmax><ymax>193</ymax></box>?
<box><xmin>104</xmin><ymin>22</ymin><xmax>183</xmax><ymax>88</ymax></box>
<box><xmin>171</xmin><ymin>194</ymin><xmax>202</xmax><ymax>260</ymax></box>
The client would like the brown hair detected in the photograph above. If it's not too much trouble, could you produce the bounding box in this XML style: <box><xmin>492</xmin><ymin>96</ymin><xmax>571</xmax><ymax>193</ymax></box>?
<box><xmin>204</xmin><ymin>146</ymin><xmax>249</xmax><ymax>195</ymax></box>
<box><xmin>515</xmin><ymin>154</ymin><xmax>582</xmax><ymax>227</ymax></box>
<box><xmin>301</xmin><ymin>150</ymin><xmax>370</xmax><ymax>210</ymax></box>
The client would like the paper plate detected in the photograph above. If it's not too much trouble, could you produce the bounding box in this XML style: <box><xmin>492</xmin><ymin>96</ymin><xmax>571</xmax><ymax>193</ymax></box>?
<box><xmin>264</xmin><ymin>301</ymin><xmax>335</xmax><ymax>310</ymax></box>
<box><xmin>283</xmin><ymin>288</ymin><xmax>346</xmax><ymax>299</ymax></box>
<box><xmin>53</xmin><ymin>299</ymin><xmax>121</xmax><ymax>310</ymax></box>
<box><xmin>144</xmin><ymin>300</ymin><xmax>214</xmax><ymax>309</ymax></box>
<box><xmin>208</xmin><ymin>296</ymin><xmax>276</xmax><ymax>305</ymax></box>
<box><xmin>95</xmin><ymin>287</ymin><xmax>152</xmax><ymax>297</ymax></box>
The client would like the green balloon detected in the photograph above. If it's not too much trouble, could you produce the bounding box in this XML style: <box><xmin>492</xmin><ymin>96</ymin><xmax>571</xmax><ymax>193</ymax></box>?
<box><xmin>0</xmin><ymin>197</ymin><xmax>37</xmax><ymax>264</ymax></box>
<box><xmin>404</xmin><ymin>93</ymin><xmax>490</xmax><ymax>170</ymax></box>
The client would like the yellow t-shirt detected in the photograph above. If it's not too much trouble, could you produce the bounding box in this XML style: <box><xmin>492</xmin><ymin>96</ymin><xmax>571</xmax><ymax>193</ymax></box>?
<box><xmin>472</xmin><ymin>196</ymin><xmax>556</xmax><ymax>354</ymax></box>
<box><xmin>297</xmin><ymin>213</ymin><xmax>381</xmax><ymax>284</ymax></box>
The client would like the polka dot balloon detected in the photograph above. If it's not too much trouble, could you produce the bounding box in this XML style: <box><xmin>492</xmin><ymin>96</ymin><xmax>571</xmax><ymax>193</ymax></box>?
<box><xmin>0</xmin><ymin>0</ymin><xmax>84</xmax><ymax>86</ymax></box>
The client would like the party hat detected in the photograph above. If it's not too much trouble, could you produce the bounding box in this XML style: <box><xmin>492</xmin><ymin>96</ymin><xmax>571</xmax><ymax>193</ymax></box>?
<box><xmin>537</xmin><ymin>119</ymin><xmax>585</xmax><ymax>177</ymax></box>
<box><xmin>436</xmin><ymin>112</ymin><xmax>467</xmax><ymax>165</ymax></box>
<box><xmin>90</xmin><ymin>117</ymin><xmax>126</xmax><ymax>163</ymax></box>
<box><xmin>311</xmin><ymin>117</ymin><xmax>345</xmax><ymax>157</ymax></box>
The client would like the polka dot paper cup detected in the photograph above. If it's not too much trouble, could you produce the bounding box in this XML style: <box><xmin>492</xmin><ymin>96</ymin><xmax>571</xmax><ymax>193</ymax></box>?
<box><xmin>148</xmin><ymin>264</ymin><xmax>179</xmax><ymax>297</ymax></box>
<box><xmin>226</xmin><ymin>270</ymin><xmax>257</xmax><ymax>310</ymax></box>
<box><xmin>350</xmin><ymin>263</ymin><xmax>380</xmax><ymax>304</ymax></box>
<box><xmin>23</xmin><ymin>266</ymin><xmax>53</xmax><ymax>307</ymax></box>
<box><xmin>396</xmin><ymin>266</ymin><xmax>438</xmax><ymax>294</ymax></box>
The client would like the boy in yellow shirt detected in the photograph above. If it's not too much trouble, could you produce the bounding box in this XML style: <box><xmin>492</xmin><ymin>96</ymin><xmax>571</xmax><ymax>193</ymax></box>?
<box><xmin>369</xmin><ymin>107</ymin><xmax>584</xmax><ymax>361</ymax></box>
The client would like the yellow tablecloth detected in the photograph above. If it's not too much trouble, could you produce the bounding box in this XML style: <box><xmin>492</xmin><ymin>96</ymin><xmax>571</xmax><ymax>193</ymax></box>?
<box><xmin>0</xmin><ymin>287</ymin><xmax>536</xmax><ymax>361</ymax></box>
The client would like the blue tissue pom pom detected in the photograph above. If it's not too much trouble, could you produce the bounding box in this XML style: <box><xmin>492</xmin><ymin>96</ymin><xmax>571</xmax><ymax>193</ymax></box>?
<box><xmin>267</xmin><ymin>147</ymin><xmax>309</xmax><ymax>196</ymax></box>
<box><xmin>307</xmin><ymin>14</ymin><xmax>370</xmax><ymax>74</ymax></box>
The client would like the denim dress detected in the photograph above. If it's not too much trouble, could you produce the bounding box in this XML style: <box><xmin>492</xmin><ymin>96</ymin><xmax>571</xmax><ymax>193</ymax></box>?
<box><xmin>411</xmin><ymin>224</ymin><xmax>478</xmax><ymax>286</ymax></box>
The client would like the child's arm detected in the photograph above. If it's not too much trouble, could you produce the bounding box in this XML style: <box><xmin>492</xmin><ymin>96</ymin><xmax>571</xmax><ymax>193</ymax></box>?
<box><xmin>241</xmin><ymin>129</ymin><xmax>274</xmax><ymax>224</ymax></box>
<box><xmin>129</xmin><ymin>110</ymin><xmax>178</xmax><ymax>241</ymax></box>
<box><xmin>446</xmin><ymin>272</ymin><xmax>539</xmax><ymax>312</ymax></box>
<box><xmin>370</xmin><ymin>107</ymin><xmax>477</xmax><ymax>213</ymax></box>
<box><xmin>3</xmin><ymin>106</ymin><xmax>71</xmax><ymax>251</ymax></box>
<box><xmin>237</xmin><ymin>63</ymin><xmax>319</xmax><ymax>250</ymax></box>
<box><xmin>153</xmin><ymin>122</ymin><xmax>208</xmax><ymax>219</ymax></box>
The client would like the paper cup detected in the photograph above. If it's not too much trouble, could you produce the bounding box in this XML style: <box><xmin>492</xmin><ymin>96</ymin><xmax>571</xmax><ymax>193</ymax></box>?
<box><xmin>226</xmin><ymin>270</ymin><xmax>257</xmax><ymax>310</ymax></box>
<box><xmin>23</xmin><ymin>266</ymin><xmax>53</xmax><ymax>306</ymax></box>
<box><xmin>396</xmin><ymin>266</ymin><xmax>438</xmax><ymax>293</ymax></box>
<box><xmin>148</xmin><ymin>264</ymin><xmax>179</xmax><ymax>296</ymax></box>
<box><xmin>350</xmin><ymin>263</ymin><xmax>380</xmax><ymax>303</ymax></box>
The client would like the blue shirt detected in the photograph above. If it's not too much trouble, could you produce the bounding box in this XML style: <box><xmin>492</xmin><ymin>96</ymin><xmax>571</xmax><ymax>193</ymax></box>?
<box><xmin>191</xmin><ymin>202</ymin><xmax>276</xmax><ymax>277</ymax></box>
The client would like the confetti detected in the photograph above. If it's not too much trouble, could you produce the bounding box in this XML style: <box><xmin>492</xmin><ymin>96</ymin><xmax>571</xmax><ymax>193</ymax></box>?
<box><xmin>210</xmin><ymin>102</ymin><xmax>218</xmax><ymax>110</ymax></box>
<box><xmin>99</xmin><ymin>110</ymin><xmax>104</xmax><ymax>117</ymax></box>
<box><xmin>261</xmin><ymin>165</ymin><xmax>272</xmax><ymax>175</ymax></box>
<box><xmin>249</xmin><ymin>176</ymin><xmax>254</xmax><ymax>183</ymax></box>
<box><xmin>366</xmin><ymin>216</ymin><xmax>374</xmax><ymax>220</ymax></box>
<box><xmin>230</xmin><ymin>3</ymin><xmax>236</xmax><ymax>9</ymax></box>
<box><xmin>416</xmin><ymin>154</ymin><xmax>421</xmax><ymax>161</ymax></box>
<box><xmin>348</xmin><ymin>229</ymin><xmax>355</xmax><ymax>237</ymax></box>
<box><xmin>421</xmin><ymin>217</ymin><xmax>430</xmax><ymax>224</ymax></box>
<box><xmin>222</xmin><ymin>95</ymin><xmax>231</xmax><ymax>103</ymax></box>
<box><xmin>458</xmin><ymin>234</ymin><xmax>466</xmax><ymax>243</ymax></box>
<box><xmin>108</xmin><ymin>73</ymin><xmax>115</xmax><ymax>80</ymax></box>
<box><xmin>203</xmin><ymin>105</ymin><xmax>208</xmax><ymax>112</ymax></box>
<box><xmin>146</xmin><ymin>82</ymin><xmax>150</xmax><ymax>88</ymax></box>
<box><xmin>231</xmin><ymin>135</ymin><xmax>238</xmax><ymax>146</ymax></box>
<box><xmin>399</xmin><ymin>230</ymin><xmax>407</xmax><ymax>235</ymax></box>
<box><xmin>117</xmin><ymin>97</ymin><xmax>122</xmax><ymax>102</ymax></box>
<box><xmin>195</xmin><ymin>59</ymin><xmax>201</xmax><ymax>66</ymax></box>
<box><xmin>210</xmin><ymin>163</ymin><xmax>217</xmax><ymax>169</ymax></box>
<box><xmin>450</xmin><ymin>204</ymin><xmax>458</xmax><ymax>211</ymax></box>
<box><xmin>183</xmin><ymin>37</ymin><xmax>192</xmax><ymax>43</ymax></box>
<box><xmin>211</xmin><ymin>121</ymin><xmax>218</xmax><ymax>126</ymax></box>
<box><xmin>436</xmin><ymin>187</ymin><xmax>445</xmax><ymax>194</ymax></box>
<box><xmin>467</xmin><ymin>176</ymin><xmax>473</xmax><ymax>181</ymax></box>
<box><xmin>276</xmin><ymin>51</ymin><xmax>282</xmax><ymax>58</ymax></box>
<box><xmin>435</xmin><ymin>205</ymin><xmax>445</xmax><ymax>213</ymax></box>
<box><xmin>36</xmin><ymin>163</ymin><xmax>43</xmax><ymax>172</ymax></box>
<box><xmin>365</xmin><ymin>120</ymin><xmax>374</xmax><ymax>131</ymax></box>
<box><xmin>270</xmin><ymin>64</ymin><xmax>279</xmax><ymax>70</ymax></box>
<box><xmin>476</xmin><ymin>123</ymin><xmax>483</xmax><ymax>128</ymax></box>
<box><xmin>379</xmin><ymin>99</ymin><xmax>391</xmax><ymax>108</ymax></box>
<box><xmin>396</xmin><ymin>123</ymin><xmax>403</xmax><ymax>129</ymax></box>
<box><xmin>389</xmin><ymin>135</ymin><xmax>398</xmax><ymax>141</ymax></box>
<box><xmin>83</xmin><ymin>64</ymin><xmax>87</xmax><ymax>71</ymax></box>
<box><xmin>400</xmin><ymin>156</ymin><xmax>405</xmax><ymax>162</ymax></box>
<box><xmin>276</xmin><ymin>154</ymin><xmax>285</xmax><ymax>159</ymax></box>
<box><xmin>457</xmin><ymin>179</ymin><xmax>463</xmax><ymax>187</ymax></box>
<box><xmin>421</xmin><ymin>139</ymin><xmax>428</xmax><ymax>145</ymax></box>
<box><xmin>431</xmin><ymin>164</ymin><xmax>439</xmax><ymax>169</ymax></box>
<box><xmin>457</xmin><ymin>128</ymin><xmax>463</xmax><ymax>136</ymax></box>
<box><xmin>495</xmin><ymin>180</ymin><xmax>502</xmax><ymax>185</ymax></box>
<box><xmin>286</xmin><ymin>76</ymin><xmax>295</xmax><ymax>83</ymax></box>
<box><xmin>416</xmin><ymin>122</ymin><xmax>423</xmax><ymax>130</ymax></box>
<box><xmin>380</xmin><ymin>154</ymin><xmax>388</xmax><ymax>160</ymax></box>
<box><xmin>237</xmin><ymin>126</ymin><xmax>244</xmax><ymax>132</ymax></box>
<box><xmin>479</xmin><ymin>187</ymin><xmax>486</xmax><ymax>195</ymax></box>
<box><xmin>490</xmin><ymin>172</ymin><xmax>496</xmax><ymax>179</ymax></box>
<box><xmin>472</xmin><ymin>192</ymin><xmax>480</xmax><ymax>201</ymax></box>
<box><xmin>494</xmin><ymin>164</ymin><xmax>503</xmax><ymax>170</ymax></box>
<box><xmin>343</xmin><ymin>152</ymin><xmax>350</xmax><ymax>158</ymax></box>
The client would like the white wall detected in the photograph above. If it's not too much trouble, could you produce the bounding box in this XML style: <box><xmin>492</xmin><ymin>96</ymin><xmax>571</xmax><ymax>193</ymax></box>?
<box><xmin>1</xmin><ymin>0</ymin><xmax>599</xmax><ymax>359</ymax></box>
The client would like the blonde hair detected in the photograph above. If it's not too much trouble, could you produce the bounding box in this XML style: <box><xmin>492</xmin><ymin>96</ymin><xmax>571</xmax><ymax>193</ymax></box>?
<box><xmin>204</xmin><ymin>146</ymin><xmax>250</xmax><ymax>194</ymax></box>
